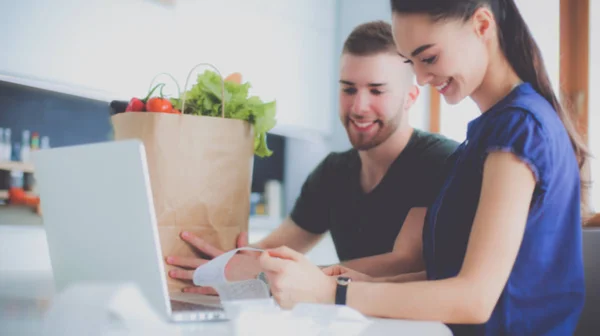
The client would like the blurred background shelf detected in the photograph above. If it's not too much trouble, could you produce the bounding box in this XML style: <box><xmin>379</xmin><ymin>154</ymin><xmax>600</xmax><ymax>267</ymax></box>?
<box><xmin>0</xmin><ymin>190</ymin><xmax>38</xmax><ymax>201</ymax></box>
<box><xmin>0</xmin><ymin>161</ymin><xmax>34</xmax><ymax>173</ymax></box>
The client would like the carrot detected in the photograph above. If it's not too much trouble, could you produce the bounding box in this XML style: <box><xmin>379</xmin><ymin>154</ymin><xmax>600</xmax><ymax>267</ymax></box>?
<box><xmin>224</xmin><ymin>72</ymin><xmax>242</xmax><ymax>84</ymax></box>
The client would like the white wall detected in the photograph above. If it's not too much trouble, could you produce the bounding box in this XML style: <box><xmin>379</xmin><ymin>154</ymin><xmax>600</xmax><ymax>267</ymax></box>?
<box><xmin>0</xmin><ymin>0</ymin><xmax>336</xmax><ymax>138</ymax></box>
<box><xmin>589</xmin><ymin>0</ymin><xmax>600</xmax><ymax>212</ymax></box>
<box><xmin>439</xmin><ymin>0</ymin><xmax>561</xmax><ymax>142</ymax></box>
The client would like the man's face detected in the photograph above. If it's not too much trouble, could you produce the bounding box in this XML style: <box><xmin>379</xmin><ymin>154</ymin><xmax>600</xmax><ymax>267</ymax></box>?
<box><xmin>339</xmin><ymin>53</ymin><xmax>413</xmax><ymax>151</ymax></box>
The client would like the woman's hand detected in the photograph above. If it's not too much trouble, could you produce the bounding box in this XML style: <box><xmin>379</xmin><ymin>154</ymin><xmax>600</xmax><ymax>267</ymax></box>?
<box><xmin>321</xmin><ymin>264</ymin><xmax>374</xmax><ymax>282</ymax></box>
<box><xmin>260</xmin><ymin>246</ymin><xmax>337</xmax><ymax>309</ymax></box>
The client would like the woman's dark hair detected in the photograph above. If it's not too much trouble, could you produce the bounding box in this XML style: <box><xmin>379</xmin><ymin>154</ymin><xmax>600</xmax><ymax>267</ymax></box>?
<box><xmin>391</xmin><ymin>0</ymin><xmax>590</xmax><ymax>211</ymax></box>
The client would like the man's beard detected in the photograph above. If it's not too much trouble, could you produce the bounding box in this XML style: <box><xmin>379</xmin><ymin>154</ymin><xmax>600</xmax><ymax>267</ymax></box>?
<box><xmin>345</xmin><ymin>115</ymin><xmax>400</xmax><ymax>151</ymax></box>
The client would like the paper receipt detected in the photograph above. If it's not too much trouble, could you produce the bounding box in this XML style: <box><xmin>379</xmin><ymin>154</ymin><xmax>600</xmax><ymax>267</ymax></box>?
<box><xmin>192</xmin><ymin>247</ymin><xmax>270</xmax><ymax>301</ymax></box>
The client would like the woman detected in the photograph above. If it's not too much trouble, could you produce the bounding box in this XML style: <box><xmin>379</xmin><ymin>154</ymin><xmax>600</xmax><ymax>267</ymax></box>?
<box><xmin>258</xmin><ymin>0</ymin><xmax>588</xmax><ymax>334</ymax></box>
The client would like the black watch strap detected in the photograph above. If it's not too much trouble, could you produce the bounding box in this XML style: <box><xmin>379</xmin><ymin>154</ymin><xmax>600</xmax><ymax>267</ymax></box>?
<box><xmin>335</xmin><ymin>277</ymin><xmax>351</xmax><ymax>305</ymax></box>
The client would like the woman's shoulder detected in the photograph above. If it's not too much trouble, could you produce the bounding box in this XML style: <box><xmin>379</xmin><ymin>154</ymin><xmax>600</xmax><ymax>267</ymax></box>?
<box><xmin>491</xmin><ymin>83</ymin><xmax>561</xmax><ymax>132</ymax></box>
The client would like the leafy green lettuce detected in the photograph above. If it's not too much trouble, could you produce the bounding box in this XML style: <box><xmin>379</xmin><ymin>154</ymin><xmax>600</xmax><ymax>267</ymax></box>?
<box><xmin>171</xmin><ymin>70</ymin><xmax>276</xmax><ymax>157</ymax></box>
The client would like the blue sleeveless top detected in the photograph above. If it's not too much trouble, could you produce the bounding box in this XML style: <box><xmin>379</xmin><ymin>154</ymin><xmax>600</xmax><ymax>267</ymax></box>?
<box><xmin>423</xmin><ymin>83</ymin><xmax>585</xmax><ymax>335</ymax></box>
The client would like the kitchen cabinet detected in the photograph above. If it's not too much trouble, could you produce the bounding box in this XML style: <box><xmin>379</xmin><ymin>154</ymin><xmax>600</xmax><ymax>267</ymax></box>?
<box><xmin>0</xmin><ymin>0</ymin><xmax>336</xmax><ymax>138</ymax></box>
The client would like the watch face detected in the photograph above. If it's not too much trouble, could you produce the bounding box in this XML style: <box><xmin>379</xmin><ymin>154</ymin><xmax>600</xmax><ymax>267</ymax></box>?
<box><xmin>337</xmin><ymin>276</ymin><xmax>351</xmax><ymax>286</ymax></box>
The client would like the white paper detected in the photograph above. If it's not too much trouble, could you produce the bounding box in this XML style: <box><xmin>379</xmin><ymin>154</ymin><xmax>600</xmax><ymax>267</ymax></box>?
<box><xmin>192</xmin><ymin>247</ymin><xmax>371</xmax><ymax>335</ymax></box>
<box><xmin>193</xmin><ymin>247</ymin><xmax>270</xmax><ymax>301</ymax></box>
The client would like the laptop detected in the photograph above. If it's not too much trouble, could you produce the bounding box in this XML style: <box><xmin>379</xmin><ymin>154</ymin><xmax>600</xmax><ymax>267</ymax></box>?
<box><xmin>31</xmin><ymin>139</ymin><xmax>227</xmax><ymax>323</ymax></box>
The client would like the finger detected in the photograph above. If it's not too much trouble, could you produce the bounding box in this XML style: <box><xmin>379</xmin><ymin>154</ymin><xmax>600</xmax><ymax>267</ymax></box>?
<box><xmin>264</xmin><ymin>271</ymin><xmax>279</xmax><ymax>287</ymax></box>
<box><xmin>322</xmin><ymin>266</ymin><xmax>339</xmax><ymax>276</ymax></box>
<box><xmin>182</xmin><ymin>286</ymin><xmax>219</xmax><ymax>296</ymax></box>
<box><xmin>259</xmin><ymin>251</ymin><xmax>291</xmax><ymax>273</ymax></box>
<box><xmin>272</xmin><ymin>290</ymin><xmax>294</xmax><ymax>310</ymax></box>
<box><xmin>236</xmin><ymin>231</ymin><xmax>249</xmax><ymax>248</ymax></box>
<box><xmin>266</xmin><ymin>246</ymin><xmax>302</xmax><ymax>262</ymax></box>
<box><xmin>165</xmin><ymin>256</ymin><xmax>208</xmax><ymax>269</ymax></box>
<box><xmin>168</xmin><ymin>269</ymin><xmax>194</xmax><ymax>281</ymax></box>
<box><xmin>181</xmin><ymin>231</ymin><xmax>223</xmax><ymax>258</ymax></box>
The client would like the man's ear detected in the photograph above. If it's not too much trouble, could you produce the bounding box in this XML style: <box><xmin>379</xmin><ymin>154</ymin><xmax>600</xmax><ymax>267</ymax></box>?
<box><xmin>403</xmin><ymin>85</ymin><xmax>420</xmax><ymax>111</ymax></box>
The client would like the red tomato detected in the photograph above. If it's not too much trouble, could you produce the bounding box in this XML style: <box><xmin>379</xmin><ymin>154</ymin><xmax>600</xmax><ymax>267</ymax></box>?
<box><xmin>125</xmin><ymin>98</ymin><xmax>145</xmax><ymax>112</ymax></box>
<box><xmin>146</xmin><ymin>97</ymin><xmax>173</xmax><ymax>113</ymax></box>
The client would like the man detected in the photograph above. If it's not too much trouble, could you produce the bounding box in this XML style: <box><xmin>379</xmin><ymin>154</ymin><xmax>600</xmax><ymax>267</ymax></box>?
<box><xmin>166</xmin><ymin>20</ymin><xmax>459</xmax><ymax>292</ymax></box>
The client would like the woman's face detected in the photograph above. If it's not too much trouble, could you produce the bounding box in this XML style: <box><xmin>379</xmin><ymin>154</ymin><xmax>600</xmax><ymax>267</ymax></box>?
<box><xmin>391</xmin><ymin>10</ymin><xmax>492</xmax><ymax>105</ymax></box>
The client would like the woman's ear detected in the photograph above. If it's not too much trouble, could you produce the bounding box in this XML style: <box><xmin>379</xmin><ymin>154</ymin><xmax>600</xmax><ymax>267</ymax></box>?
<box><xmin>403</xmin><ymin>85</ymin><xmax>420</xmax><ymax>111</ymax></box>
<box><xmin>472</xmin><ymin>7</ymin><xmax>495</xmax><ymax>40</ymax></box>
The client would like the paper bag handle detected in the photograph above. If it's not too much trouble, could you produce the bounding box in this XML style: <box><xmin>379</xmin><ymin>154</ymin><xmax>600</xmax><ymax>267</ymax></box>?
<box><xmin>181</xmin><ymin>63</ymin><xmax>226</xmax><ymax>118</ymax></box>
<box><xmin>148</xmin><ymin>72</ymin><xmax>182</xmax><ymax>101</ymax></box>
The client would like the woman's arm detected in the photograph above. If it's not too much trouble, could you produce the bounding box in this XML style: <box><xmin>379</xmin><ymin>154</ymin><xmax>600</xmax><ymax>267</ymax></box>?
<box><xmin>373</xmin><ymin>270</ymin><xmax>427</xmax><ymax>283</ymax></box>
<box><xmin>346</xmin><ymin>152</ymin><xmax>535</xmax><ymax>324</ymax></box>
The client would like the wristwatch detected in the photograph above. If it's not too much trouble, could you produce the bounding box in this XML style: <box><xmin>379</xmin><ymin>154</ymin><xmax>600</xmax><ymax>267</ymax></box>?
<box><xmin>335</xmin><ymin>276</ymin><xmax>352</xmax><ymax>305</ymax></box>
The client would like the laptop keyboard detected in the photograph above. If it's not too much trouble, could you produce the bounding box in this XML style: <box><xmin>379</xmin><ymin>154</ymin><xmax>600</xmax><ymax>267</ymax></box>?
<box><xmin>170</xmin><ymin>300</ymin><xmax>224</xmax><ymax>312</ymax></box>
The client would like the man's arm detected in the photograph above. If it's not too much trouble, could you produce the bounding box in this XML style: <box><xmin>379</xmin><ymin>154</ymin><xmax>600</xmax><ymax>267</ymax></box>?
<box><xmin>166</xmin><ymin>217</ymin><xmax>324</xmax><ymax>293</ymax></box>
<box><xmin>339</xmin><ymin>207</ymin><xmax>426</xmax><ymax>277</ymax></box>
<box><xmin>373</xmin><ymin>270</ymin><xmax>427</xmax><ymax>283</ymax></box>
<box><xmin>251</xmin><ymin>217</ymin><xmax>324</xmax><ymax>254</ymax></box>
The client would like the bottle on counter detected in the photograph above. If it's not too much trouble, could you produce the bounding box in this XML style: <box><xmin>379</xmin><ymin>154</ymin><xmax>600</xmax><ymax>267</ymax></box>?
<box><xmin>31</xmin><ymin>132</ymin><xmax>40</xmax><ymax>151</ymax></box>
<box><xmin>3</xmin><ymin>128</ymin><xmax>11</xmax><ymax>161</ymax></box>
<box><xmin>41</xmin><ymin>136</ymin><xmax>50</xmax><ymax>150</ymax></box>
<box><xmin>11</xmin><ymin>142</ymin><xmax>20</xmax><ymax>162</ymax></box>
<box><xmin>265</xmin><ymin>180</ymin><xmax>283</xmax><ymax>219</ymax></box>
<box><xmin>20</xmin><ymin>130</ymin><xmax>30</xmax><ymax>163</ymax></box>
<box><xmin>0</xmin><ymin>128</ymin><xmax>4</xmax><ymax>161</ymax></box>
<box><xmin>10</xmin><ymin>170</ymin><xmax>24</xmax><ymax>189</ymax></box>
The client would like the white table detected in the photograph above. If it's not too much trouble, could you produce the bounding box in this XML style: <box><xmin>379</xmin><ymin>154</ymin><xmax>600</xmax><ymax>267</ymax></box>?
<box><xmin>0</xmin><ymin>271</ymin><xmax>453</xmax><ymax>336</ymax></box>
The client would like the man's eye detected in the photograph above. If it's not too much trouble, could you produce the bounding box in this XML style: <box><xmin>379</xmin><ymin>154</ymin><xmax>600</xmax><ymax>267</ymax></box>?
<box><xmin>371</xmin><ymin>89</ymin><xmax>383</xmax><ymax>95</ymax></box>
<box><xmin>343</xmin><ymin>88</ymin><xmax>357</xmax><ymax>94</ymax></box>
<box><xmin>422</xmin><ymin>56</ymin><xmax>437</xmax><ymax>64</ymax></box>
<box><xmin>403</xmin><ymin>59</ymin><xmax>413</xmax><ymax>65</ymax></box>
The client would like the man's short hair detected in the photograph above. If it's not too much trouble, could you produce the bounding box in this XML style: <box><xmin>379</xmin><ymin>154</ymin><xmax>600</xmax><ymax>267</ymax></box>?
<box><xmin>342</xmin><ymin>20</ymin><xmax>397</xmax><ymax>56</ymax></box>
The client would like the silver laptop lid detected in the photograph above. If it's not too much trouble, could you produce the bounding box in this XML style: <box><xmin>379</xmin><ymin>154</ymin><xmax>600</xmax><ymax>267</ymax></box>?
<box><xmin>32</xmin><ymin>140</ymin><xmax>171</xmax><ymax>318</ymax></box>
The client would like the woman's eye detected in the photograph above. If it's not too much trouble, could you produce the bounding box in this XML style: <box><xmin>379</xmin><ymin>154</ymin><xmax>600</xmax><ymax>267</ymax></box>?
<box><xmin>403</xmin><ymin>59</ymin><xmax>413</xmax><ymax>65</ymax></box>
<box><xmin>371</xmin><ymin>89</ymin><xmax>383</xmax><ymax>95</ymax></box>
<box><xmin>343</xmin><ymin>87</ymin><xmax>357</xmax><ymax>94</ymax></box>
<box><xmin>422</xmin><ymin>56</ymin><xmax>437</xmax><ymax>64</ymax></box>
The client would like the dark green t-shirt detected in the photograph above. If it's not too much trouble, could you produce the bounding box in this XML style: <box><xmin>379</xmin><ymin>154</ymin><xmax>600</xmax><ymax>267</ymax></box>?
<box><xmin>290</xmin><ymin>129</ymin><xmax>459</xmax><ymax>262</ymax></box>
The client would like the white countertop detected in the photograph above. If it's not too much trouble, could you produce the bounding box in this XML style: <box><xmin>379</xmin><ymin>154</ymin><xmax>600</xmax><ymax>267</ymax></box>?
<box><xmin>0</xmin><ymin>271</ymin><xmax>452</xmax><ymax>336</ymax></box>
<box><xmin>0</xmin><ymin>216</ymin><xmax>450</xmax><ymax>335</ymax></box>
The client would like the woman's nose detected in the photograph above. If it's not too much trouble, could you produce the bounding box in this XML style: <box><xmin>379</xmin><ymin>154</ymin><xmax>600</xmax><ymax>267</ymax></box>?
<box><xmin>414</xmin><ymin>65</ymin><xmax>433</xmax><ymax>86</ymax></box>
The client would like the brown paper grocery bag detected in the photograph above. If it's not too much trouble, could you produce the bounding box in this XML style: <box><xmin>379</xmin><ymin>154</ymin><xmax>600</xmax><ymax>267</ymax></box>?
<box><xmin>111</xmin><ymin>111</ymin><xmax>254</xmax><ymax>292</ymax></box>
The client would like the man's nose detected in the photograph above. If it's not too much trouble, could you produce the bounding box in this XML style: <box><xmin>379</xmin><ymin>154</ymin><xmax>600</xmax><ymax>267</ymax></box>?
<box><xmin>351</xmin><ymin>91</ymin><xmax>369</xmax><ymax>114</ymax></box>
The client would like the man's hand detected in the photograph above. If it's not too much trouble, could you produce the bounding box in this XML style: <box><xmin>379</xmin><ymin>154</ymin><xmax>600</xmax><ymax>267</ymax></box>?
<box><xmin>166</xmin><ymin>231</ymin><xmax>260</xmax><ymax>294</ymax></box>
<box><xmin>321</xmin><ymin>264</ymin><xmax>373</xmax><ymax>282</ymax></box>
